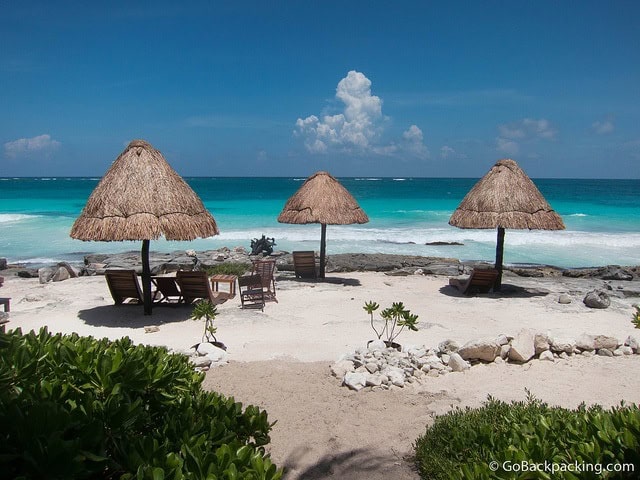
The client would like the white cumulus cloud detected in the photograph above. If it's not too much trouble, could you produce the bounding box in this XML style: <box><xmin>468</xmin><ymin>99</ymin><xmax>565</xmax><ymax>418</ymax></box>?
<box><xmin>592</xmin><ymin>118</ymin><xmax>614</xmax><ymax>134</ymax></box>
<box><xmin>401</xmin><ymin>125</ymin><xmax>429</xmax><ymax>159</ymax></box>
<box><xmin>440</xmin><ymin>145</ymin><xmax>466</xmax><ymax>159</ymax></box>
<box><xmin>496</xmin><ymin>118</ymin><xmax>555</xmax><ymax>155</ymax></box>
<box><xmin>4</xmin><ymin>134</ymin><xmax>61</xmax><ymax>159</ymax></box>
<box><xmin>295</xmin><ymin>70</ymin><xmax>428</xmax><ymax>158</ymax></box>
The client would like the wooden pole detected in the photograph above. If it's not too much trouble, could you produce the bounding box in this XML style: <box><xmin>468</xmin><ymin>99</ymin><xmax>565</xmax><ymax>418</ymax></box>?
<box><xmin>494</xmin><ymin>227</ymin><xmax>505</xmax><ymax>291</ymax></box>
<box><xmin>141</xmin><ymin>239</ymin><xmax>152</xmax><ymax>315</ymax></box>
<box><xmin>319</xmin><ymin>223</ymin><xmax>327</xmax><ymax>279</ymax></box>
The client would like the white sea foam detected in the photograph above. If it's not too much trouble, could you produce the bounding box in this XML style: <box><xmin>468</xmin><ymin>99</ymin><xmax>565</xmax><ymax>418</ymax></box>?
<box><xmin>568</xmin><ymin>213</ymin><xmax>588</xmax><ymax>217</ymax></box>
<box><xmin>0</xmin><ymin>213</ymin><xmax>40</xmax><ymax>223</ymax></box>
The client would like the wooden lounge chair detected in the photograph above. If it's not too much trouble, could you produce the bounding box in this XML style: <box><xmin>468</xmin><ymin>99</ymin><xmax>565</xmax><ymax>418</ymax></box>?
<box><xmin>251</xmin><ymin>259</ymin><xmax>277</xmax><ymax>301</ymax></box>
<box><xmin>0</xmin><ymin>275</ymin><xmax>9</xmax><ymax>312</ymax></box>
<box><xmin>176</xmin><ymin>271</ymin><xmax>227</xmax><ymax>305</ymax></box>
<box><xmin>238</xmin><ymin>274</ymin><xmax>265</xmax><ymax>311</ymax></box>
<box><xmin>449</xmin><ymin>268</ymin><xmax>499</xmax><ymax>295</ymax></box>
<box><xmin>152</xmin><ymin>275</ymin><xmax>183</xmax><ymax>304</ymax></box>
<box><xmin>105</xmin><ymin>269</ymin><xmax>144</xmax><ymax>305</ymax></box>
<box><xmin>292</xmin><ymin>251</ymin><xmax>317</xmax><ymax>279</ymax></box>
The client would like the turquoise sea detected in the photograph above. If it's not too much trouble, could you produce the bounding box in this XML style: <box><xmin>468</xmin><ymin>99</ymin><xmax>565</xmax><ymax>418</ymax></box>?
<box><xmin>0</xmin><ymin>177</ymin><xmax>639</xmax><ymax>269</ymax></box>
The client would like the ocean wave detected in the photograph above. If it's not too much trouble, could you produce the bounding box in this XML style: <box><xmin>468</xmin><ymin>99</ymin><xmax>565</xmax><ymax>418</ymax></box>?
<box><xmin>354</xmin><ymin>178</ymin><xmax>381</xmax><ymax>181</ymax></box>
<box><xmin>392</xmin><ymin>178</ymin><xmax>406</xmax><ymax>181</ymax></box>
<box><xmin>568</xmin><ymin>213</ymin><xmax>588</xmax><ymax>217</ymax></box>
<box><xmin>0</xmin><ymin>213</ymin><xmax>41</xmax><ymax>223</ymax></box>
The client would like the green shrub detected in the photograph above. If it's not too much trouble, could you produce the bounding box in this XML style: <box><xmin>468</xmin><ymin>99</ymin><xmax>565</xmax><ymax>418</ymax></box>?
<box><xmin>206</xmin><ymin>263</ymin><xmax>252</xmax><ymax>277</ymax></box>
<box><xmin>0</xmin><ymin>327</ymin><xmax>281</xmax><ymax>480</ymax></box>
<box><xmin>414</xmin><ymin>394</ymin><xmax>639</xmax><ymax>479</ymax></box>
<box><xmin>632</xmin><ymin>305</ymin><xmax>640</xmax><ymax>329</ymax></box>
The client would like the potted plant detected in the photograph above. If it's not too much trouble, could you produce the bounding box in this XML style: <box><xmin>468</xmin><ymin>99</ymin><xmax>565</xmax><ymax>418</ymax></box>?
<box><xmin>190</xmin><ymin>300</ymin><xmax>227</xmax><ymax>351</ymax></box>
<box><xmin>364</xmin><ymin>301</ymin><xmax>419</xmax><ymax>350</ymax></box>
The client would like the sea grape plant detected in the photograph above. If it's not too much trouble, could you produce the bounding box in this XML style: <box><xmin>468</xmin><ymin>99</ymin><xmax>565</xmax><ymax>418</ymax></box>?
<box><xmin>364</xmin><ymin>301</ymin><xmax>419</xmax><ymax>345</ymax></box>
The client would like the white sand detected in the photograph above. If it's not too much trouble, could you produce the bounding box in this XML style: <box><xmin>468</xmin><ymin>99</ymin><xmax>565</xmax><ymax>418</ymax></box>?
<box><xmin>2</xmin><ymin>271</ymin><xmax>640</xmax><ymax>479</ymax></box>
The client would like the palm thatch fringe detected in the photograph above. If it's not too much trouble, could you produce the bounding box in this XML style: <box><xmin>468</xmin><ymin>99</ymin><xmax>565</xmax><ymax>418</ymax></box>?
<box><xmin>277</xmin><ymin>171</ymin><xmax>369</xmax><ymax>225</ymax></box>
<box><xmin>71</xmin><ymin>139</ymin><xmax>219</xmax><ymax>241</ymax></box>
<box><xmin>448</xmin><ymin>159</ymin><xmax>564</xmax><ymax>230</ymax></box>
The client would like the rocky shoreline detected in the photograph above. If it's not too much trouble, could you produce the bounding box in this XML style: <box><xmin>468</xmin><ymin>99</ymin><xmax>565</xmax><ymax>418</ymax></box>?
<box><xmin>2</xmin><ymin>247</ymin><xmax>639</xmax><ymax>282</ymax></box>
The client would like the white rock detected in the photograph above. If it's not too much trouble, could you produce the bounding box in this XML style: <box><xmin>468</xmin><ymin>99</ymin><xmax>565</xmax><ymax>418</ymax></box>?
<box><xmin>613</xmin><ymin>348</ymin><xmax>624</xmax><ymax>357</ymax></box>
<box><xmin>509</xmin><ymin>329</ymin><xmax>536</xmax><ymax>363</ymax></box>
<box><xmin>620</xmin><ymin>346</ymin><xmax>634</xmax><ymax>355</ymax></box>
<box><xmin>52</xmin><ymin>266</ymin><xmax>70</xmax><ymax>282</ymax></box>
<box><xmin>495</xmin><ymin>334</ymin><xmax>511</xmax><ymax>346</ymax></box>
<box><xmin>597</xmin><ymin>348</ymin><xmax>614</xmax><ymax>357</ymax></box>
<box><xmin>365</xmin><ymin>373</ymin><xmax>385</xmax><ymax>387</ymax></box>
<box><xmin>368</xmin><ymin>339</ymin><xmax>387</xmax><ymax>351</ymax></box>
<box><xmin>539</xmin><ymin>351</ymin><xmax>554</xmax><ymax>362</ymax></box>
<box><xmin>458</xmin><ymin>338</ymin><xmax>501</xmax><ymax>362</ymax></box>
<box><xmin>593</xmin><ymin>335</ymin><xmax>619</xmax><ymax>350</ymax></box>
<box><xmin>386</xmin><ymin>369</ymin><xmax>405</xmax><ymax>387</ymax></box>
<box><xmin>550</xmin><ymin>337</ymin><xmax>575</xmax><ymax>354</ymax></box>
<box><xmin>206</xmin><ymin>348</ymin><xmax>228</xmax><ymax>363</ymax></box>
<box><xmin>625</xmin><ymin>335</ymin><xmax>639</xmax><ymax>352</ymax></box>
<box><xmin>534</xmin><ymin>332</ymin><xmax>551</xmax><ymax>355</ymax></box>
<box><xmin>331</xmin><ymin>360</ymin><xmax>355</xmax><ymax>378</ymax></box>
<box><xmin>558</xmin><ymin>293</ymin><xmax>572</xmax><ymax>304</ymax></box>
<box><xmin>438</xmin><ymin>339</ymin><xmax>460</xmax><ymax>354</ymax></box>
<box><xmin>500</xmin><ymin>344</ymin><xmax>511</xmax><ymax>360</ymax></box>
<box><xmin>493</xmin><ymin>356</ymin><xmax>504</xmax><ymax>364</ymax></box>
<box><xmin>448</xmin><ymin>353</ymin><xmax>470</xmax><ymax>372</ymax></box>
<box><xmin>343</xmin><ymin>372</ymin><xmax>368</xmax><ymax>391</ymax></box>
<box><xmin>190</xmin><ymin>356</ymin><xmax>212</xmax><ymax>368</ymax></box>
<box><xmin>365</xmin><ymin>362</ymin><xmax>378</xmax><ymax>374</ymax></box>
<box><xmin>575</xmin><ymin>334</ymin><xmax>596</xmax><ymax>351</ymax></box>
<box><xmin>440</xmin><ymin>353</ymin><xmax>450</xmax><ymax>365</ymax></box>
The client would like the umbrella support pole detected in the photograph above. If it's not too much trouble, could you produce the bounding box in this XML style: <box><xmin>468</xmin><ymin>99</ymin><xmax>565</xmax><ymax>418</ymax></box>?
<box><xmin>142</xmin><ymin>240</ymin><xmax>152</xmax><ymax>315</ymax></box>
<box><xmin>494</xmin><ymin>227</ymin><xmax>505</xmax><ymax>291</ymax></box>
<box><xmin>319</xmin><ymin>223</ymin><xmax>327</xmax><ymax>279</ymax></box>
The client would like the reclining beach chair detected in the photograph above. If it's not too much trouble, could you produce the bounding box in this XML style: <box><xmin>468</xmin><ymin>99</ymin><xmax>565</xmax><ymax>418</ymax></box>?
<box><xmin>152</xmin><ymin>275</ymin><xmax>183</xmax><ymax>304</ymax></box>
<box><xmin>292</xmin><ymin>251</ymin><xmax>317</xmax><ymax>279</ymax></box>
<box><xmin>176</xmin><ymin>271</ymin><xmax>227</xmax><ymax>305</ymax></box>
<box><xmin>238</xmin><ymin>274</ymin><xmax>265</xmax><ymax>311</ymax></box>
<box><xmin>448</xmin><ymin>268</ymin><xmax>499</xmax><ymax>295</ymax></box>
<box><xmin>105</xmin><ymin>269</ymin><xmax>144</xmax><ymax>305</ymax></box>
<box><xmin>0</xmin><ymin>275</ymin><xmax>9</xmax><ymax>313</ymax></box>
<box><xmin>251</xmin><ymin>258</ymin><xmax>277</xmax><ymax>301</ymax></box>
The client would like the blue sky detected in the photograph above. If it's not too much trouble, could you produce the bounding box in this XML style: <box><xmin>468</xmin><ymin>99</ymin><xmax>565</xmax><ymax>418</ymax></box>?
<box><xmin>1</xmin><ymin>1</ymin><xmax>639</xmax><ymax>178</ymax></box>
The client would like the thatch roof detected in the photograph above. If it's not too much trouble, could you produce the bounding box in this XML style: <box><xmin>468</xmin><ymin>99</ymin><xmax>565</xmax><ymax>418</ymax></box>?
<box><xmin>70</xmin><ymin>140</ymin><xmax>219</xmax><ymax>241</ymax></box>
<box><xmin>277</xmin><ymin>171</ymin><xmax>369</xmax><ymax>225</ymax></box>
<box><xmin>449</xmin><ymin>159</ymin><xmax>564</xmax><ymax>230</ymax></box>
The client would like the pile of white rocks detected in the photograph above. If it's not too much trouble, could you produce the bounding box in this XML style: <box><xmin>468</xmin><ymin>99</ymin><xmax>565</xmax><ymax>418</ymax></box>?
<box><xmin>175</xmin><ymin>342</ymin><xmax>229</xmax><ymax>372</ymax></box>
<box><xmin>333</xmin><ymin>331</ymin><xmax>640</xmax><ymax>392</ymax></box>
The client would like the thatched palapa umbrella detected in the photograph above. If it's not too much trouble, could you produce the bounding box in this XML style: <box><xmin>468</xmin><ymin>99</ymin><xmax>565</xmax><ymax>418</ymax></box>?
<box><xmin>71</xmin><ymin>140</ymin><xmax>219</xmax><ymax>314</ymax></box>
<box><xmin>278</xmin><ymin>171</ymin><xmax>369</xmax><ymax>278</ymax></box>
<box><xmin>449</xmin><ymin>159</ymin><xmax>564</xmax><ymax>290</ymax></box>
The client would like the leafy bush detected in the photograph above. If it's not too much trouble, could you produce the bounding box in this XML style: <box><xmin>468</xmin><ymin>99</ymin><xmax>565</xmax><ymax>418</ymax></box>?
<box><xmin>414</xmin><ymin>394</ymin><xmax>640</xmax><ymax>479</ymax></box>
<box><xmin>632</xmin><ymin>305</ymin><xmax>640</xmax><ymax>329</ymax></box>
<box><xmin>0</xmin><ymin>327</ymin><xmax>281</xmax><ymax>480</ymax></box>
<box><xmin>206</xmin><ymin>263</ymin><xmax>252</xmax><ymax>277</ymax></box>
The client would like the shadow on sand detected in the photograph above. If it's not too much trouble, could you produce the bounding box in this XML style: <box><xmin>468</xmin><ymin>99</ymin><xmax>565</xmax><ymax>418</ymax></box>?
<box><xmin>288</xmin><ymin>277</ymin><xmax>362</xmax><ymax>287</ymax></box>
<box><xmin>439</xmin><ymin>283</ymin><xmax>550</xmax><ymax>299</ymax></box>
<box><xmin>283</xmin><ymin>447</ymin><xmax>416</xmax><ymax>480</ymax></box>
<box><xmin>78</xmin><ymin>304</ymin><xmax>193</xmax><ymax>328</ymax></box>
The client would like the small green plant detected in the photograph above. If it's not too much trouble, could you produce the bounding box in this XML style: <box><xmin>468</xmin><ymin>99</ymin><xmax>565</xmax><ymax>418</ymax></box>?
<box><xmin>364</xmin><ymin>301</ymin><xmax>419</xmax><ymax>345</ymax></box>
<box><xmin>632</xmin><ymin>305</ymin><xmax>640</xmax><ymax>329</ymax></box>
<box><xmin>191</xmin><ymin>300</ymin><xmax>220</xmax><ymax>345</ymax></box>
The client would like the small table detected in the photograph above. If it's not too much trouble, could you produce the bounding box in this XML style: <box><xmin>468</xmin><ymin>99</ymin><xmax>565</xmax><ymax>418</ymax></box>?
<box><xmin>210</xmin><ymin>274</ymin><xmax>237</xmax><ymax>299</ymax></box>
